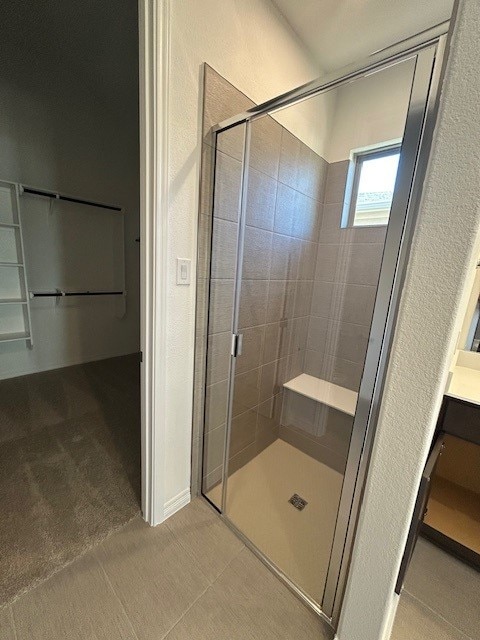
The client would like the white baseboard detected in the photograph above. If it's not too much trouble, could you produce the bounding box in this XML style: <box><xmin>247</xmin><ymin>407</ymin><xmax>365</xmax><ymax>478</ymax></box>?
<box><xmin>163</xmin><ymin>488</ymin><xmax>191</xmax><ymax>520</ymax></box>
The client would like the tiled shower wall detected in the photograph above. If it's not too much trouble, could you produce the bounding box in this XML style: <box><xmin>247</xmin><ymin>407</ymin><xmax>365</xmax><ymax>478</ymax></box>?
<box><xmin>193</xmin><ymin>66</ymin><xmax>387</xmax><ymax>492</ymax></box>
<box><xmin>279</xmin><ymin>161</ymin><xmax>386</xmax><ymax>473</ymax></box>
<box><xmin>194</xmin><ymin>66</ymin><xmax>327</xmax><ymax>493</ymax></box>
<box><xmin>305</xmin><ymin>160</ymin><xmax>386</xmax><ymax>391</ymax></box>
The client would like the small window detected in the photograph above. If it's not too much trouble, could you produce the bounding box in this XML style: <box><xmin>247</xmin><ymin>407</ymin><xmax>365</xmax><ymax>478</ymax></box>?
<box><xmin>348</xmin><ymin>146</ymin><xmax>401</xmax><ymax>227</ymax></box>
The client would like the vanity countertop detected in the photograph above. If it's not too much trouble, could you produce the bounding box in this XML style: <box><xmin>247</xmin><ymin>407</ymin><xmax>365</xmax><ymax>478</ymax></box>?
<box><xmin>446</xmin><ymin>365</ymin><xmax>480</xmax><ymax>407</ymax></box>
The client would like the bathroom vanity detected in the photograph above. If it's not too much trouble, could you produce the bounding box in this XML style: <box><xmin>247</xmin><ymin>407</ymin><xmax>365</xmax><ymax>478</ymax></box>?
<box><xmin>422</xmin><ymin>355</ymin><xmax>480</xmax><ymax>568</ymax></box>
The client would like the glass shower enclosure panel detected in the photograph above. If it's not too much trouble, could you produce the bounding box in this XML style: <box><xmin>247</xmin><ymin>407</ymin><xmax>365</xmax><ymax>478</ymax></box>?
<box><xmin>200</xmin><ymin>40</ymin><xmax>442</xmax><ymax>620</ymax></box>
<box><xmin>201</xmin><ymin>124</ymin><xmax>246</xmax><ymax>510</ymax></box>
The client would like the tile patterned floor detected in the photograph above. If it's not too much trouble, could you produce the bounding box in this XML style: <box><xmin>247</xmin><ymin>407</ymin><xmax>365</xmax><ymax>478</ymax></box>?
<box><xmin>1</xmin><ymin>496</ymin><xmax>478</xmax><ymax>640</ymax></box>
<box><xmin>1</xmin><ymin>499</ymin><xmax>332</xmax><ymax>640</ymax></box>
<box><xmin>392</xmin><ymin>538</ymin><xmax>480</xmax><ymax>640</ymax></box>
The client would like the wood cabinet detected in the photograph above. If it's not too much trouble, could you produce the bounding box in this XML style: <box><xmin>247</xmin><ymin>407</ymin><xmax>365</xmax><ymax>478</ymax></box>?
<box><xmin>422</xmin><ymin>395</ymin><xmax>480</xmax><ymax>568</ymax></box>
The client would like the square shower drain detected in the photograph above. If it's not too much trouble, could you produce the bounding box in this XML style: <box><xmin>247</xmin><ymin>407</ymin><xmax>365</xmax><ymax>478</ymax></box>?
<box><xmin>288</xmin><ymin>494</ymin><xmax>308</xmax><ymax>511</ymax></box>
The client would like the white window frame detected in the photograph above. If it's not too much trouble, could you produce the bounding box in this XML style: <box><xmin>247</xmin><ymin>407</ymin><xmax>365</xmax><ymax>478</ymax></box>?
<box><xmin>344</xmin><ymin>143</ymin><xmax>402</xmax><ymax>228</ymax></box>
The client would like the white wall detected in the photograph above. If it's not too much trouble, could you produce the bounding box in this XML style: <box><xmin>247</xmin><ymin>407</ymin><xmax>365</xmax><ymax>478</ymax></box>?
<box><xmin>337</xmin><ymin>2</ymin><xmax>480</xmax><ymax>638</ymax></box>
<box><xmin>163</xmin><ymin>0</ymin><xmax>322</xmax><ymax>505</ymax></box>
<box><xmin>326</xmin><ymin>58</ymin><xmax>416</xmax><ymax>163</ymax></box>
<box><xmin>0</xmin><ymin>1</ymin><xmax>139</xmax><ymax>379</ymax></box>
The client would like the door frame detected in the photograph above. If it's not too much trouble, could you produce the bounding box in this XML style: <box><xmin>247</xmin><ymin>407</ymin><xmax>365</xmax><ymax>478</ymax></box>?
<box><xmin>138</xmin><ymin>0</ymin><xmax>171</xmax><ymax>525</ymax></box>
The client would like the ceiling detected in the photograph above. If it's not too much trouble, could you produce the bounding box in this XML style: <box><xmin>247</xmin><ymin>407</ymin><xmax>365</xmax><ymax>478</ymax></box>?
<box><xmin>271</xmin><ymin>0</ymin><xmax>454</xmax><ymax>72</ymax></box>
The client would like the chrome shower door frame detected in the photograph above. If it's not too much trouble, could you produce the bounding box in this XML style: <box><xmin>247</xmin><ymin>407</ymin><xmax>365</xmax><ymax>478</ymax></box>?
<box><xmin>202</xmin><ymin>22</ymin><xmax>450</xmax><ymax>630</ymax></box>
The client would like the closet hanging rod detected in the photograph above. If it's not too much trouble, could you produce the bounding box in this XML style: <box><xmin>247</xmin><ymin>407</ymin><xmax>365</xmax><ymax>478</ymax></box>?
<box><xmin>20</xmin><ymin>186</ymin><xmax>122</xmax><ymax>212</ymax></box>
<box><xmin>30</xmin><ymin>290</ymin><xmax>125</xmax><ymax>298</ymax></box>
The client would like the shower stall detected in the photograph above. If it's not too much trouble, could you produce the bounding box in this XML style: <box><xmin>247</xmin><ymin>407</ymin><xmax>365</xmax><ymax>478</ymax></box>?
<box><xmin>194</xmin><ymin>24</ymin><xmax>448</xmax><ymax>629</ymax></box>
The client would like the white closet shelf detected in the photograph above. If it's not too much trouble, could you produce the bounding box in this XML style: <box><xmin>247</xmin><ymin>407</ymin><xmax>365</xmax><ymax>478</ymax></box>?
<box><xmin>0</xmin><ymin>262</ymin><xmax>24</xmax><ymax>267</ymax></box>
<box><xmin>0</xmin><ymin>331</ymin><xmax>31</xmax><ymax>343</ymax></box>
<box><xmin>0</xmin><ymin>299</ymin><xmax>28</xmax><ymax>305</ymax></box>
<box><xmin>283</xmin><ymin>373</ymin><xmax>358</xmax><ymax>416</ymax></box>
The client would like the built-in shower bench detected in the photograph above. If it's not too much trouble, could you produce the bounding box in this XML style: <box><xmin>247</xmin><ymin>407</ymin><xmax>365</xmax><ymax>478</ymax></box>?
<box><xmin>283</xmin><ymin>374</ymin><xmax>358</xmax><ymax>416</ymax></box>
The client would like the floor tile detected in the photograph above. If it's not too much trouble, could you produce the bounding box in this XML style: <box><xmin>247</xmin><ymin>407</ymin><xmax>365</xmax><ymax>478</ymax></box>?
<box><xmin>393</xmin><ymin>592</ymin><xmax>471</xmax><ymax>640</ymax></box>
<box><xmin>0</xmin><ymin>607</ymin><xmax>16</xmax><ymax>640</ymax></box>
<box><xmin>165</xmin><ymin>499</ymin><xmax>244</xmax><ymax>582</ymax></box>
<box><xmin>165</xmin><ymin>547</ymin><xmax>332</xmax><ymax>640</ymax></box>
<box><xmin>12</xmin><ymin>552</ymin><xmax>136</xmax><ymax>640</ymax></box>
<box><xmin>404</xmin><ymin>538</ymin><xmax>480</xmax><ymax>639</ymax></box>
<box><xmin>94</xmin><ymin>516</ymin><xmax>210</xmax><ymax>640</ymax></box>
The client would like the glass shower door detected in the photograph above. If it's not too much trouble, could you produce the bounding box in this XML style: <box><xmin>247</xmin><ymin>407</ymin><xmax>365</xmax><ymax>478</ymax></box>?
<box><xmin>200</xmin><ymin>40</ymin><xmax>443</xmax><ymax>623</ymax></box>
<box><xmin>222</xmin><ymin>57</ymin><xmax>418</xmax><ymax>606</ymax></box>
<box><xmin>201</xmin><ymin>124</ymin><xmax>246</xmax><ymax>510</ymax></box>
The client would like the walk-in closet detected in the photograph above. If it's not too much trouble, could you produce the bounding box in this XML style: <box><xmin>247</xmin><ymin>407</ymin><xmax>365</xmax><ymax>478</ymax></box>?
<box><xmin>0</xmin><ymin>1</ymin><xmax>140</xmax><ymax>605</ymax></box>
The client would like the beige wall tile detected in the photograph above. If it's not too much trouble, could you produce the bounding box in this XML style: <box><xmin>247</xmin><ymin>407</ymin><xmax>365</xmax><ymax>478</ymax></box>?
<box><xmin>321</xmin><ymin>354</ymin><xmax>364</xmax><ymax>392</ymax></box>
<box><xmin>266</xmin><ymin>280</ymin><xmax>296</xmax><ymax>323</ymax></box>
<box><xmin>332</xmin><ymin>283</ymin><xmax>377</xmax><ymax>326</ymax></box>
<box><xmin>278</xmin><ymin>129</ymin><xmax>302</xmax><ymax>191</ymax></box>
<box><xmin>269</xmin><ymin>234</ymin><xmax>300</xmax><ymax>280</ymax></box>
<box><xmin>211</xmin><ymin>218</ymin><xmax>238</xmax><ymax>279</ymax></box>
<box><xmin>311</xmin><ymin>281</ymin><xmax>335</xmax><ymax>318</ymax></box>
<box><xmin>337</xmin><ymin>242</ymin><xmax>384</xmax><ymax>286</ymax></box>
<box><xmin>229</xmin><ymin>409</ymin><xmax>257</xmax><ymax>458</ymax></box>
<box><xmin>256</xmin><ymin>393</ymin><xmax>282</xmax><ymax>452</ymax></box>
<box><xmin>205</xmin><ymin>380</ymin><xmax>229</xmax><ymax>432</ymax></box>
<box><xmin>307</xmin><ymin>316</ymin><xmax>329</xmax><ymax>352</ymax></box>
<box><xmin>293</xmin><ymin>192</ymin><xmax>322</xmax><ymax>241</ymax></box>
<box><xmin>206</xmin><ymin>331</ymin><xmax>231</xmax><ymax>386</ymax></box>
<box><xmin>294</xmin><ymin>280</ymin><xmax>313</xmax><ymax>318</ymax></box>
<box><xmin>273</xmin><ymin>182</ymin><xmax>296</xmax><ymax>236</ymax></box>
<box><xmin>279</xmin><ymin>425</ymin><xmax>346</xmax><ymax>474</ymax></box>
<box><xmin>232</xmin><ymin>368</ymin><xmax>260</xmax><ymax>417</ymax></box>
<box><xmin>298</xmin><ymin>240</ymin><xmax>318</xmax><ymax>280</ymax></box>
<box><xmin>208</xmin><ymin>279</ymin><xmax>235</xmax><ymax>334</ymax></box>
<box><xmin>245</xmin><ymin>168</ymin><xmax>277</xmax><ymax>231</ymax></box>
<box><xmin>212</xmin><ymin>151</ymin><xmax>243</xmax><ymax>222</ymax></box>
<box><xmin>259</xmin><ymin>358</ymin><xmax>288</xmax><ymax>403</ymax></box>
<box><xmin>315</xmin><ymin>243</ymin><xmax>340</xmax><ymax>282</ymax></box>
<box><xmin>242</xmin><ymin>226</ymin><xmax>272</xmax><ymax>279</ymax></box>
<box><xmin>326</xmin><ymin>320</ymin><xmax>370</xmax><ymax>364</ymax></box>
<box><xmin>238</xmin><ymin>280</ymin><xmax>268</xmax><ymax>329</ymax></box>
<box><xmin>324</xmin><ymin>160</ymin><xmax>349</xmax><ymax>204</ymax></box>
<box><xmin>203</xmin><ymin>423</ymin><xmax>226</xmax><ymax>477</ymax></box>
<box><xmin>249</xmin><ymin>116</ymin><xmax>282</xmax><ymax>179</ymax></box>
<box><xmin>235</xmin><ymin>325</ymin><xmax>265</xmax><ymax>374</ymax></box>
<box><xmin>203</xmin><ymin>66</ymin><xmax>254</xmax><ymax>140</ymax></box>
<box><xmin>263</xmin><ymin>321</ymin><xmax>292</xmax><ymax>364</ymax></box>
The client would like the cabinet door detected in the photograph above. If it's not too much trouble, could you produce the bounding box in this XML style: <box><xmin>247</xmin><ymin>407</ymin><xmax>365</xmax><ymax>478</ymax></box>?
<box><xmin>395</xmin><ymin>433</ymin><xmax>445</xmax><ymax>594</ymax></box>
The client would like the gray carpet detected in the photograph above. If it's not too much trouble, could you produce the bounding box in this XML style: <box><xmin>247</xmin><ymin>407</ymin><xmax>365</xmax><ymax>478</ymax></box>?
<box><xmin>0</xmin><ymin>355</ymin><xmax>141</xmax><ymax>607</ymax></box>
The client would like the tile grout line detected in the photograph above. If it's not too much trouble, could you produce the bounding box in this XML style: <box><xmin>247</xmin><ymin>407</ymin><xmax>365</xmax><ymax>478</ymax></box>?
<box><xmin>93</xmin><ymin>553</ymin><xmax>141</xmax><ymax>640</ymax></box>
<box><xmin>160</xmin><ymin>543</ymin><xmax>246</xmax><ymax>640</ymax></box>
<box><xmin>402</xmin><ymin>590</ymin><xmax>475</xmax><ymax>640</ymax></box>
<box><xmin>9</xmin><ymin>605</ymin><xmax>18</xmax><ymax>640</ymax></box>
<box><xmin>164</xmin><ymin>510</ymin><xmax>245</xmax><ymax>587</ymax></box>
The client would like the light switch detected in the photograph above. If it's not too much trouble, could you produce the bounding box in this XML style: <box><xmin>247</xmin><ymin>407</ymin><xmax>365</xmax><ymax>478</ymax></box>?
<box><xmin>176</xmin><ymin>258</ymin><xmax>191</xmax><ymax>285</ymax></box>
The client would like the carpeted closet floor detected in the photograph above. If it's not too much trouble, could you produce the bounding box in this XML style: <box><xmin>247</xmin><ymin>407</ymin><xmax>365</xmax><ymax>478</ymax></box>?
<box><xmin>0</xmin><ymin>354</ymin><xmax>141</xmax><ymax>607</ymax></box>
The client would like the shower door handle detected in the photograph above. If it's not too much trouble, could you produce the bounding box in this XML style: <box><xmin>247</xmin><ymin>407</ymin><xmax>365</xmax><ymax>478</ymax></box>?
<box><xmin>231</xmin><ymin>333</ymin><xmax>243</xmax><ymax>357</ymax></box>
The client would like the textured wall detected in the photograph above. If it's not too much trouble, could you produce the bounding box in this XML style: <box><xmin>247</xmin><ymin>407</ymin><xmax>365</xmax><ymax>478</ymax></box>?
<box><xmin>0</xmin><ymin>1</ymin><xmax>140</xmax><ymax>379</ymax></box>
<box><xmin>337</xmin><ymin>2</ymin><xmax>480</xmax><ymax>639</ymax></box>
